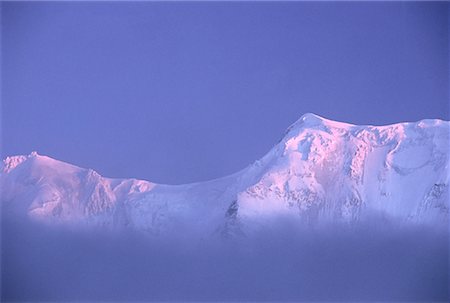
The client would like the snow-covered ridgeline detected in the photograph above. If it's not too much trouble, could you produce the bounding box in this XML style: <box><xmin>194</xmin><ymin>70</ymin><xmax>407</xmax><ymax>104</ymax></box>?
<box><xmin>1</xmin><ymin>114</ymin><xmax>448</xmax><ymax>237</ymax></box>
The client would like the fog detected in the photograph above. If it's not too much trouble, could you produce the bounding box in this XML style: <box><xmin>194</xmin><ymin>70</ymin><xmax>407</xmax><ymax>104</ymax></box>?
<box><xmin>1</xmin><ymin>216</ymin><xmax>448</xmax><ymax>302</ymax></box>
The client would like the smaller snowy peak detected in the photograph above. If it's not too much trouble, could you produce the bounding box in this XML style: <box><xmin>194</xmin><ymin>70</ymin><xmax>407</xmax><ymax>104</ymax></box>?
<box><xmin>1</xmin><ymin>152</ymin><xmax>92</xmax><ymax>184</ymax></box>
<box><xmin>1</xmin><ymin>151</ymin><xmax>41</xmax><ymax>173</ymax></box>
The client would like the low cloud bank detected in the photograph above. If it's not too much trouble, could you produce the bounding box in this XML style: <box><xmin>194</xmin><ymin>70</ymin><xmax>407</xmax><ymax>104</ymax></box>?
<box><xmin>1</xmin><ymin>216</ymin><xmax>448</xmax><ymax>302</ymax></box>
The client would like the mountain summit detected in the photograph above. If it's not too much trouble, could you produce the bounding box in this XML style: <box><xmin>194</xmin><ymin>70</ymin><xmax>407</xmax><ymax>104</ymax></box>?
<box><xmin>1</xmin><ymin>115</ymin><xmax>449</xmax><ymax>237</ymax></box>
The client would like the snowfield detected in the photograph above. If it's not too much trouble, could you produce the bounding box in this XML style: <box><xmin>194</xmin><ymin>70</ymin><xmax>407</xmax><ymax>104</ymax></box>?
<box><xmin>1</xmin><ymin>114</ymin><xmax>449</xmax><ymax>238</ymax></box>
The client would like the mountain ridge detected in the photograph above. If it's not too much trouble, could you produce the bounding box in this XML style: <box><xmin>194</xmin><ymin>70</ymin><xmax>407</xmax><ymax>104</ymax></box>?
<box><xmin>1</xmin><ymin>114</ymin><xmax>449</xmax><ymax>237</ymax></box>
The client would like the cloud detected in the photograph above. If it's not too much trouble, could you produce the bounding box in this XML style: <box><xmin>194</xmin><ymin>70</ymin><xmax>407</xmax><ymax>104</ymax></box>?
<box><xmin>1</xmin><ymin>215</ymin><xmax>448</xmax><ymax>302</ymax></box>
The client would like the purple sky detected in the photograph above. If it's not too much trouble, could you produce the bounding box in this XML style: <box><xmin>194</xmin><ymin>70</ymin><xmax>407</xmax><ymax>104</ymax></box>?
<box><xmin>2</xmin><ymin>2</ymin><xmax>448</xmax><ymax>184</ymax></box>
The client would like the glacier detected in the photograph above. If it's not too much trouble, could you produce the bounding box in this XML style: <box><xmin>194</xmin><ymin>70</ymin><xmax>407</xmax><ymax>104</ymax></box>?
<box><xmin>1</xmin><ymin>113</ymin><xmax>449</xmax><ymax>238</ymax></box>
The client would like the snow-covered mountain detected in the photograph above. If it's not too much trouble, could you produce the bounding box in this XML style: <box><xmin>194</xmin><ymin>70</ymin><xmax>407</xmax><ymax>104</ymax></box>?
<box><xmin>1</xmin><ymin>114</ymin><xmax>449</xmax><ymax>237</ymax></box>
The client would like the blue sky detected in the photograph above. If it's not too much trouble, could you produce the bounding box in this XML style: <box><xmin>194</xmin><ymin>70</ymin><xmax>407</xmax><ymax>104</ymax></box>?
<box><xmin>2</xmin><ymin>1</ymin><xmax>448</xmax><ymax>184</ymax></box>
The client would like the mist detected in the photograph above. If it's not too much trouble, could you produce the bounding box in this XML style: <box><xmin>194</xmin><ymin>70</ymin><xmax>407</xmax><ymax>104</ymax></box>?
<box><xmin>1</xmin><ymin>214</ymin><xmax>448</xmax><ymax>303</ymax></box>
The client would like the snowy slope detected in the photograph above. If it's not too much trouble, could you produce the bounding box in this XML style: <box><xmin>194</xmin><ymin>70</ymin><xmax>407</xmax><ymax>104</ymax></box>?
<box><xmin>1</xmin><ymin>114</ymin><xmax>448</xmax><ymax>237</ymax></box>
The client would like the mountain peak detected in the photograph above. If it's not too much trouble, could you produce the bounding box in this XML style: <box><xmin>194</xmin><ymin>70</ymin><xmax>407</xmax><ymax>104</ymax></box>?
<box><xmin>280</xmin><ymin>113</ymin><xmax>353</xmax><ymax>145</ymax></box>
<box><xmin>1</xmin><ymin>116</ymin><xmax>448</xmax><ymax>235</ymax></box>
<box><xmin>299</xmin><ymin>113</ymin><xmax>326</xmax><ymax>123</ymax></box>
<box><xmin>1</xmin><ymin>152</ymin><xmax>84</xmax><ymax>177</ymax></box>
<box><xmin>1</xmin><ymin>151</ymin><xmax>43</xmax><ymax>173</ymax></box>
<box><xmin>291</xmin><ymin>113</ymin><xmax>356</xmax><ymax>130</ymax></box>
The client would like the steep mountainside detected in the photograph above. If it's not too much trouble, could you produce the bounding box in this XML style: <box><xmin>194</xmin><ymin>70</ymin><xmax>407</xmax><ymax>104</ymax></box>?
<box><xmin>1</xmin><ymin>114</ymin><xmax>448</xmax><ymax>237</ymax></box>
